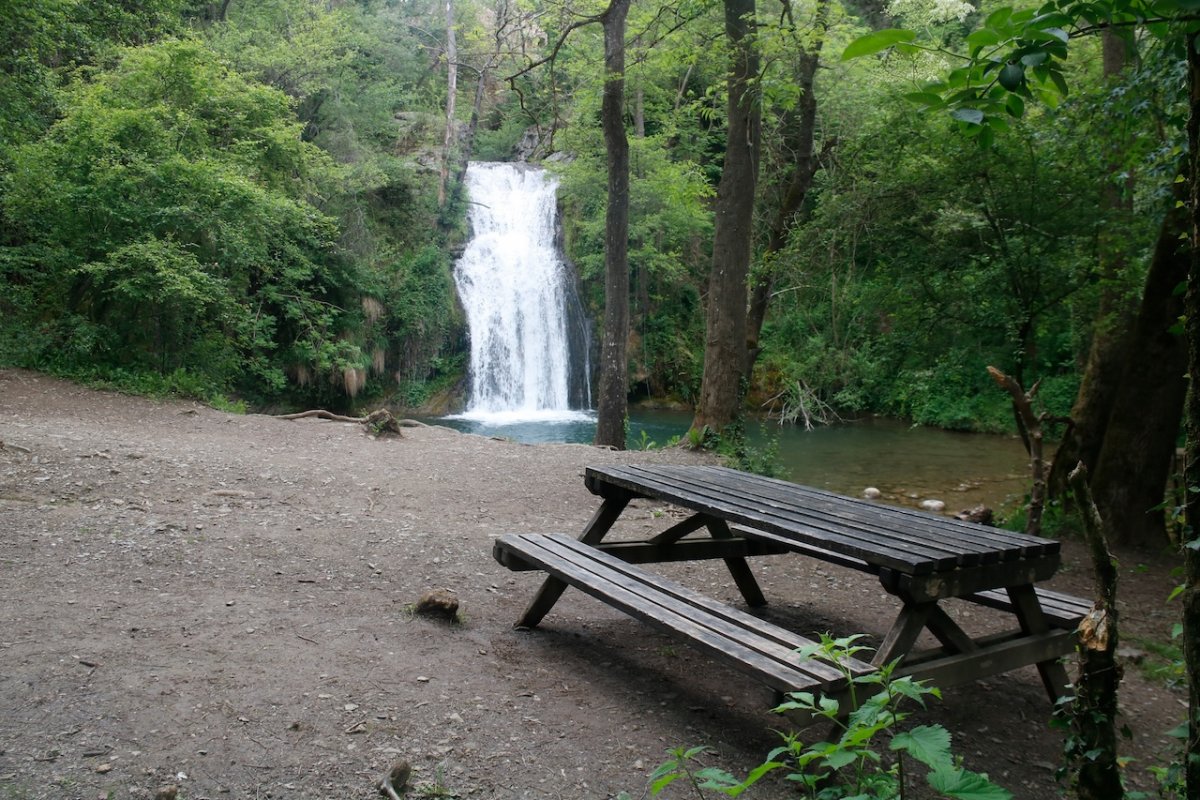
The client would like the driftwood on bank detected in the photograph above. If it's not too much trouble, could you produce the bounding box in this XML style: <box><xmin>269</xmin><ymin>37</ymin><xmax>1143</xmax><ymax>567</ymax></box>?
<box><xmin>274</xmin><ymin>409</ymin><xmax>428</xmax><ymax>437</ymax></box>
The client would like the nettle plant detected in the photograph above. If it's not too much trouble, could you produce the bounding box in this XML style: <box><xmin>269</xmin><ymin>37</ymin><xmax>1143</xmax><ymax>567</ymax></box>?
<box><xmin>628</xmin><ymin>635</ymin><xmax>1011</xmax><ymax>800</ymax></box>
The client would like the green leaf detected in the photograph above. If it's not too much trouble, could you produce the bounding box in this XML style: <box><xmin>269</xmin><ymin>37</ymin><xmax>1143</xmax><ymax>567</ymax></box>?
<box><xmin>694</xmin><ymin>766</ymin><xmax>741</xmax><ymax>789</ymax></box>
<box><xmin>1029</xmin><ymin>11</ymin><xmax>1075</xmax><ymax>27</ymax></box>
<box><xmin>649</xmin><ymin>773</ymin><xmax>679</xmax><ymax>794</ymax></box>
<box><xmin>905</xmin><ymin>92</ymin><xmax>947</xmax><ymax>109</ymax></box>
<box><xmin>1020</xmin><ymin>51</ymin><xmax>1050</xmax><ymax>67</ymax></box>
<box><xmin>1166</xmin><ymin>721</ymin><xmax>1189</xmax><ymax>739</ymax></box>
<box><xmin>951</xmin><ymin>108</ymin><xmax>985</xmax><ymax>125</ymax></box>
<box><xmin>891</xmin><ymin>725</ymin><xmax>954</xmax><ymax>771</ymax></box>
<box><xmin>842</xmin><ymin>29</ymin><xmax>918</xmax><ymax>60</ymax></box>
<box><xmin>966</xmin><ymin>28</ymin><xmax>1001</xmax><ymax>54</ymax></box>
<box><xmin>927</xmin><ymin>767</ymin><xmax>1014</xmax><ymax>800</ymax></box>
<box><xmin>984</xmin><ymin>7</ymin><xmax>1012</xmax><ymax>28</ymax></box>
<box><xmin>823</xmin><ymin>748</ymin><xmax>859</xmax><ymax>770</ymax></box>
<box><xmin>1049</xmin><ymin>69</ymin><xmax>1069</xmax><ymax>96</ymax></box>
<box><xmin>1005</xmin><ymin>93</ymin><xmax>1025</xmax><ymax>117</ymax></box>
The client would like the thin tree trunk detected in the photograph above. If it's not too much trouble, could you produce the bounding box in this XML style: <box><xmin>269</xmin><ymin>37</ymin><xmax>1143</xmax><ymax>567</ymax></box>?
<box><xmin>1067</xmin><ymin>464</ymin><xmax>1123</xmax><ymax>800</ymax></box>
<box><xmin>1182</xmin><ymin>31</ymin><xmax>1200</xmax><ymax>799</ymax></box>
<box><xmin>438</xmin><ymin>0</ymin><xmax>458</xmax><ymax>209</ymax></box>
<box><xmin>746</xmin><ymin>0</ymin><xmax>831</xmax><ymax>371</ymax></box>
<box><xmin>1089</xmin><ymin>195</ymin><xmax>1188</xmax><ymax>547</ymax></box>
<box><xmin>691</xmin><ymin>0</ymin><xmax>761</xmax><ymax>436</ymax></box>
<box><xmin>593</xmin><ymin>0</ymin><xmax>631</xmax><ymax>449</ymax></box>
<box><xmin>988</xmin><ymin>367</ymin><xmax>1047</xmax><ymax>536</ymax></box>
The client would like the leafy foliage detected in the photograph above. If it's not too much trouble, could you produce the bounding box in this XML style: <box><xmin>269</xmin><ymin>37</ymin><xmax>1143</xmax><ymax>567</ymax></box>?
<box><xmin>0</xmin><ymin>2</ymin><xmax>462</xmax><ymax>408</ymax></box>
<box><xmin>631</xmin><ymin>634</ymin><xmax>1011</xmax><ymax>799</ymax></box>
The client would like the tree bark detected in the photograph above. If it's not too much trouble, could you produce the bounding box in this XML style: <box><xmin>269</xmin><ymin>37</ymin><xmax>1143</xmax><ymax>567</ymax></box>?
<box><xmin>593</xmin><ymin>0</ymin><xmax>632</xmax><ymax>449</ymax></box>
<box><xmin>691</xmin><ymin>0</ymin><xmax>761</xmax><ymax>436</ymax></box>
<box><xmin>1089</xmin><ymin>195</ymin><xmax>1188</xmax><ymax>547</ymax></box>
<box><xmin>988</xmin><ymin>367</ymin><xmax>1047</xmax><ymax>536</ymax></box>
<box><xmin>438</xmin><ymin>0</ymin><xmax>459</xmax><ymax>209</ymax></box>
<box><xmin>1048</xmin><ymin>31</ymin><xmax>1136</xmax><ymax>497</ymax></box>
<box><xmin>746</xmin><ymin>0</ymin><xmax>831</xmax><ymax>371</ymax></box>
<box><xmin>1067</xmin><ymin>464</ymin><xmax>1123</xmax><ymax>800</ymax></box>
<box><xmin>1182</xmin><ymin>31</ymin><xmax>1200</xmax><ymax>799</ymax></box>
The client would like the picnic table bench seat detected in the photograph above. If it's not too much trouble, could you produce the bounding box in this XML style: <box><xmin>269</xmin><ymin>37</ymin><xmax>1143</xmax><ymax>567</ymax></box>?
<box><xmin>494</xmin><ymin>532</ymin><xmax>877</xmax><ymax>697</ymax></box>
<box><xmin>966</xmin><ymin>587</ymin><xmax>1093</xmax><ymax>630</ymax></box>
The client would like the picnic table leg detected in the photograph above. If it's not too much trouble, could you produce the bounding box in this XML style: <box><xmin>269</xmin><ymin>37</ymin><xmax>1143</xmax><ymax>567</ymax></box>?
<box><xmin>514</xmin><ymin>495</ymin><xmax>631</xmax><ymax>629</ymax></box>
<box><xmin>923</xmin><ymin>605</ymin><xmax>979</xmax><ymax>654</ymax></box>
<box><xmin>1008</xmin><ymin>583</ymin><xmax>1073</xmax><ymax>702</ymax></box>
<box><xmin>873</xmin><ymin>602</ymin><xmax>932</xmax><ymax>667</ymax></box>
<box><xmin>706</xmin><ymin>518</ymin><xmax>767</xmax><ymax>607</ymax></box>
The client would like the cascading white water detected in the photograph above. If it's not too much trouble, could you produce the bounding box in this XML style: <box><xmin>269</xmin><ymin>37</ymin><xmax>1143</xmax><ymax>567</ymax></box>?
<box><xmin>453</xmin><ymin>162</ymin><xmax>590</xmax><ymax>421</ymax></box>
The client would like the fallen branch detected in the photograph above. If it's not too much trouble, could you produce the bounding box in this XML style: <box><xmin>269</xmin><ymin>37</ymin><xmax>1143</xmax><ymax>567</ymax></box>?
<box><xmin>0</xmin><ymin>440</ymin><xmax>33</xmax><ymax>454</ymax></box>
<box><xmin>274</xmin><ymin>409</ymin><xmax>426</xmax><ymax>437</ymax></box>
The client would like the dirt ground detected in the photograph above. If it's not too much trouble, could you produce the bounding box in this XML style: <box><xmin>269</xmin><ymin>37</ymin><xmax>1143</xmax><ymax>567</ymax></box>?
<box><xmin>0</xmin><ymin>368</ymin><xmax>1187</xmax><ymax>800</ymax></box>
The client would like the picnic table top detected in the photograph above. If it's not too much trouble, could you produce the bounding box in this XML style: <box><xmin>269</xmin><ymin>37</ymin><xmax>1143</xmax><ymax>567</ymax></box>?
<box><xmin>584</xmin><ymin>464</ymin><xmax>1059</xmax><ymax>578</ymax></box>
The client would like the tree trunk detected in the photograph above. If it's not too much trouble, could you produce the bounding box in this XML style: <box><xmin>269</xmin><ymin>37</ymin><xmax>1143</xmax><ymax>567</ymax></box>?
<box><xmin>1067</xmin><ymin>464</ymin><xmax>1123</xmax><ymax>800</ymax></box>
<box><xmin>690</xmin><ymin>0</ymin><xmax>761</xmax><ymax>436</ymax></box>
<box><xmin>1089</xmin><ymin>195</ymin><xmax>1188</xmax><ymax>547</ymax></box>
<box><xmin>746</xmin><ymin>0</ymin><xmax>831</xmax><ymax>371</ymax></box>
<box><xmin>438</xmin><ymin>0</ymin><xmax>458</xmax><ymax>209</ymax></box>
<box><xmin>1182</xmin><ymin>31</ymin><xmax>1200</xmax><ymax>799</ymax></box>
<box><xmin>1048</xmin><ymin>31</ymin><xmax>1136</xmax><ymax>497</ymax></box>
<box><xmin>592</xmin><ymin>0</ymin><xmax>631</xmax><ymax>449</ymax></box>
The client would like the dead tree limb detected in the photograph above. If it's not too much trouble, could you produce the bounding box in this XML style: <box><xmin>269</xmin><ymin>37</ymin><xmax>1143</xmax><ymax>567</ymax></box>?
<box><xmin>987</xmin><ymin>365</ymin><xmax>1047</xmax><ymax>537</ymax></box>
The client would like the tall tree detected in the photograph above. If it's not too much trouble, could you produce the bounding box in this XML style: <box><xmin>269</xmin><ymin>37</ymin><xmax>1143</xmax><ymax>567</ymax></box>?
<box><xmin>1088</xmin><ymin>195</ymin><xmax>1188</xmax><ymax>546</ymax></box>
<box><xmin>593</xmin><ymin>0</ymin><xmax>632</xmax><ymax>449</ymax></box>
<box><xmin>691</xmin><ymin>0</ymin><xmax>761</xmax><ymax>435</ymax></box>
<box><xmin>438</xmin><ymin>0</ymin><xmax>459</xmax><ymax>208</ymax></box>
<box><xmin>1046</xmin><ymin>32</ymin><xmax>1138</xmax><ymax>496</ymax></box>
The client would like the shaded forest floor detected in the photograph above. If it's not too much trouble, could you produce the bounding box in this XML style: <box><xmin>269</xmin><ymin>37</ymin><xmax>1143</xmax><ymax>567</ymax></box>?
<box><xmin>0</xmin><ymin>369</ymin><xmax>1186</xmax><ymax>799</ymax></box>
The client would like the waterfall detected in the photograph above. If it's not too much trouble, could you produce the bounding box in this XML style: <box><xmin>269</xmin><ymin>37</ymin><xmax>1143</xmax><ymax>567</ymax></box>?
<box><xmin>453</xmin><ymin>162</ymin><xmax>591</xmax><ymax>421</ymax></box>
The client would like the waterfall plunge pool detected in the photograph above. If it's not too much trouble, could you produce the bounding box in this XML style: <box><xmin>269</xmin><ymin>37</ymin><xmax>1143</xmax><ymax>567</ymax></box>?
<box><xmin>431</xmin><ymin>410</ymin><xmax>1033</xmax><ymax>516</ymax></box>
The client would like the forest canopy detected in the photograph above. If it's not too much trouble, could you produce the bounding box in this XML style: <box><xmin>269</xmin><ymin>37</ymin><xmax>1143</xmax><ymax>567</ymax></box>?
<box><xmin>0</xmin><ymin>0</ymin><xmax>1181</xmax><ymax>434</ymax></box>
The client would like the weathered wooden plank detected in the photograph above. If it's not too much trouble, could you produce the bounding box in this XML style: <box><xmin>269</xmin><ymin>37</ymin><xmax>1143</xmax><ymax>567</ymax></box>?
<box><xmin>682</xmin><ymin>464</ymin><xmax>1058</xmax><ymax>560</ymax></box>
<box><xmin>609</xmin><ymin>463</ymin><xmax>1059</xmax><ymax>572</ymax></box>
<box><xmin>606</xmin><ymin>465</ymin><xmax>960</xmax><ymax>569</ymax></box>
<box><xmin>730</xmin><ymin>525</ymin><xmax>879</xmax><ymax>574</ymax></box>
<box><xmin>585</xmin><ymin>466</ymin><xmax>950</xmax><ymax>574</ymax></box>
<box><xmin>965</xmin><ymin>587</ymin><xmax>1091</xmax><ymax>629</ymax></box>
<box><xmin>542</xmin><ymin>535</ymin><xmax>872</xmax><ymax>679</ymax></box>
<box><xmin>495</xmin><ymin>533</ymin><xmax>876</xmax><ymax>692</ymax></box>
<box><xmin>894</xmin><ymin>630</ymin><xmax>1075</xmax><ymax>689</ymax></box>
<box><xmin>525</xmin><ymin>534</ymin><xmax>840</xmax><ymax>678</ymax></box>
<box><xmin>658</xmin><ymin>464</ymin><xmax>1059</xmax><ymax>567</ymax></box>
<box><xmin>888</xmin><ymin>557</ymin><xmax>1060</xmax><ymax>602</ymax></box>
<box><xmin>595</xmin><ymin>537</ymin><xmax>791</xmax><ymax>564</ymax></box>
<box><xmin>679</xmin><ymin>466</ymin><xmax>1011</xmax><ymax>565</ymax></box>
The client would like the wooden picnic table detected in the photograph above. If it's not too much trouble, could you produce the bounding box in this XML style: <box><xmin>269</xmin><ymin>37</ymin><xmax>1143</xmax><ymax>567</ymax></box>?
<box><xmin>494</xmin><ymin>464</ymin><xmax>1085</xmax><ymax>705</ymax></box>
